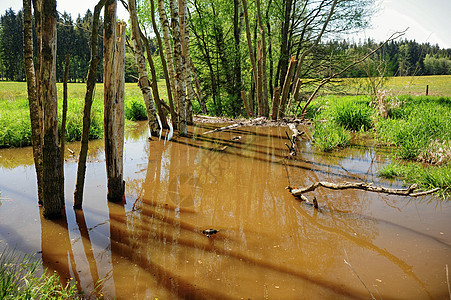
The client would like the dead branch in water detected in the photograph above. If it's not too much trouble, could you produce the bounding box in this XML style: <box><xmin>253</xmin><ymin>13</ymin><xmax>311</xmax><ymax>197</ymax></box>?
<box><xmin>203</xmin><ymin>117</ymin><xmax>265</xmax><ymax>134</ymax></box>
<box><xmin>289</xmin><ymin>181</ymin><xmax>440</xmax><ymax>208</ymax></box>
<box><xmin>291</xmin><ymin>181</ymin><xmax>439</xmax><ymax>197</ymax></box>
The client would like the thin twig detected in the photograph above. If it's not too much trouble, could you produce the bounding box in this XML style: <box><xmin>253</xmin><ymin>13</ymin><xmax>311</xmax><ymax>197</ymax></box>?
<box><xmin>343</xmin><ymin>256</ymin><xmax>376</xmax><ymax>300</ymax></box>
<box><xmin>446</xmin><ymin>264</ymin><xmax>450</xmax><ymax>300</ymax></box>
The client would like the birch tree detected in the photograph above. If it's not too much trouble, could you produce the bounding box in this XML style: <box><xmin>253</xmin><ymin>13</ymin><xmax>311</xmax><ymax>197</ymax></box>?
<box><xmin>170</xmin><ymin>0</ymin><xmax>187</xmax><ymax>136</ymax></box>
<box><xmin>128</xmin><ymin>0</ymin><xmax>160</xmax><ymax>136</ymax></box>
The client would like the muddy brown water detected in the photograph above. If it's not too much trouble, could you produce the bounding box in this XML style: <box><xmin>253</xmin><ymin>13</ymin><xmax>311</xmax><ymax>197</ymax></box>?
<box><xmin>0</xmin><ymin>122</ymin><xmax>450</xmax><ymax>299</ymax></box>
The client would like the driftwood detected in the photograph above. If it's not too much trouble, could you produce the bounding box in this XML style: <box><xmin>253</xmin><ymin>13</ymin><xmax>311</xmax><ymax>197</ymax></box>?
<box><xmin>290</xmin><ymin>181</ymin><xmax>440</xmax><ymax>205</ymax></box>
<box><xmin>203</xmin><ymin>117</ymin><xmax>265</xmax><ymax>135</ymax></box>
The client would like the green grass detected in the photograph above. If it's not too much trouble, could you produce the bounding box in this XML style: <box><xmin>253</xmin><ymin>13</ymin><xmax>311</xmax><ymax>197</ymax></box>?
<box><xmin>0</xmin><ymin>248</ymin><xmax>79</xmax><ymax>299</ymax></box>
<box><xmin>0</xmin><ymin>82</ymin><xmax>153</xmax><ymax>148</ymax></box>
<box><xmin>379</xmin><ymin>162</ymin><xmax>451</xmax><ymax>196</ymax></box>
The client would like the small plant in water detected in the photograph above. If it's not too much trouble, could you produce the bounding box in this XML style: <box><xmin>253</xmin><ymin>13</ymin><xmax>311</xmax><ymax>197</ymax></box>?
<box><xmin>0</xmin><ymin>248</ymin><xmax>79</xmax><ymax>299</ymax></box>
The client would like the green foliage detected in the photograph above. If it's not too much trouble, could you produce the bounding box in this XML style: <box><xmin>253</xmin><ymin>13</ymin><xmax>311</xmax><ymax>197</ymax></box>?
<box><xmin>379</xmin><ymin>162</ymin><xmax>451</xmax><ymax>196</ymax></box>
<box><xmin>332</xmin><ymin>98</ymin><xmax>373</xmax><ymax>131</ymax></box>
<box><xmin>0</xmin><ymin>248</ymin><xmax>79</xmax><ymax>299</ymax></box>
<box><xmin>125</xmin><ymin>98</ymin><xmax>148</xmax><ymax>121</ymax></box>
<box><xmin>375</xmin><ymin>96</ymin><xmax>451</xmax><ymax>160</ymax></box>
<box><xmin>312</xmin><ymin>119</ymin><xmax>351</xmax><ymax>152</ymax></box>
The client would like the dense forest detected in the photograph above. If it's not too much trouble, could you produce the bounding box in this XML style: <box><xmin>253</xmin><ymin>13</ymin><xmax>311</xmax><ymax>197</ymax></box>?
<box><xmin>1</xmin><ymin>3</ymin><xmax>450</xmax><ymax>117</ymax></box>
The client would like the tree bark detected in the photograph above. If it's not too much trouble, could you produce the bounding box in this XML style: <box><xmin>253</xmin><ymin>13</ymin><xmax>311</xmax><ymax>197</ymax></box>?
<box><xmin>74</xmin><ymin>0</ymin><xmax>107</xmax><ymax>209</ymax></box>
<box><xmin>128</xmin><ymin>0</ymin><xmax>160</xmax><ymax>135</ymax></box>
<box><xmin>104</xmin><ymin>0</ymin><xmax>124</xmax><ymax>202</ymax></box>
<box><xmin>60</xmin><ymin>54</ymin><xmax>70</xmax><ymax>196</ymax></box>
<box><xmin>23</xmin><ymin>0</ymin><xmax>44</xmax><ymax>205</ymax></box>
<box><xmin>278</xmin><ymin>56</ymin><xmax>296</xmax><ymax>119</ymax></box>
<box><xmin>271</xmin><ymin>86</ymin><xmax>281</xmax><ymax>120</ymax></box>
<box><xmin>182</xmin><ymin>0</ymin><xmax>194</xmax><ymax>125</ymax></box>
<box><xmin>241</xmin><ymin>0</ymin><xmax>259</xmax><ymax>116</ymax></box>
<box><xmin>140</xmin><ymin>29</ymin><xmax>170</xmax><ymax>129</ymax></box>
<box><xmin>41</xmin><ymin>0</ymin><xmax>63</xmax><ymax>217</ymax></box>
<box><xmin>157</xmin><ymin>0</ymin><xmax>177</xmax><ymax>118</ymax></box>
<box><xmin>170</xmin><ymin>0</ymin><xmax>187</xmax><ymax>136</ymax></box>
<box><xmin>256</xmin><ymin>0</ymin><xmax>269</xmax><ymax>116</ymax></box>
<box><xmin>150</xmin><ymin>0</ymin><xmax>177</xmax><ymax>127</ymax></box>
<box><xmin>116</xmin><ymin>21</ymin><xmax>126</xmax><ymax>178</ymax></box>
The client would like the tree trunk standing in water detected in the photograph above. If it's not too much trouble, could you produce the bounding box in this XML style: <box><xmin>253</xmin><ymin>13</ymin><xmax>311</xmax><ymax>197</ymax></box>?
<box><xmin>157</xmin><ymin>0</ymin><xmax>177</xmax><ymax>119</ymax></box>
<box><xmin>241</xmin><ymin>0</ymin><xmax>259</xmax><ymax>116</ymax></box>
<box><xmin>104</xmin><ymin>0</ymin><xmax>124</xmax><ymax>202</ymax></box>
<box><xmin>41</xmin><ymin>0</ymin><xmax>64</xmax><ymax>217</ymax></box>
<box><xmin>150</xmin><ymin>0</ymin><xmax>177</xmax><ymax>127</ymax></box>
<box><xmin>182</xmin><ymin>0</ymin><xmax>194</xmax><ymax>125</ymax></box>
<box><xmin>140</xmin><ymin>30</ymin><xmax>170</xmax><ymax>130</ymax></box>
<box><xmin>23</xmin><ymin>0</ymin><xmax>44</xmax><ymax>205</ymax></box>
<box><xmin>128</xmin><ymin>0</ymin><xmax>160</xmax><ymax>136</ymax></box>
<box><xmin>256</xmin><ymin>0</ymin><xmax>269</xmax><ymax>117</ymax></box>
<box><xmin>116</xmin><ymin>21</ymin><xmax>126</xmax><ymax>177</ymax></box>
<box><xmin>60</xmin><ymin>54</ymin><xmax>70</xmax><ymax>196</ymax></box>
<box><xmin>233</xmin><ymin>0</ymin><xmax>243</xmax><ymax>115</ymax></box>
<box><xmin>170</xmin><ymin>0</ymin><xmax>187</xmax><ymax>136</ymax></box>
<box><xmin>74</xmin><ymin>0</ymin><xmax>107</xmax><ymax>209</ymax></box>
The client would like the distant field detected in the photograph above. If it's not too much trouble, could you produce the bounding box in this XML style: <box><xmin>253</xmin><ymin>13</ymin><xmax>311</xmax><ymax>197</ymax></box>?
<box><xmin>336</xmin><ymin>75</ymin><xmax>451</xmax><ymax>97</ymax></box>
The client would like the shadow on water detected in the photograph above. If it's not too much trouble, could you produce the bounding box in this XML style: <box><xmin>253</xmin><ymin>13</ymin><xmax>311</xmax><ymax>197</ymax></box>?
<box><xmin>0</xmin><ymin>122</ymin><xmax>450</xmax><ymax>299</ymax></box>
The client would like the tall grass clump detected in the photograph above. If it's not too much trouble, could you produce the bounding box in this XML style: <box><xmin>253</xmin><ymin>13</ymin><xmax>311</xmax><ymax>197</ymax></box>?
<box><xmin>333</xmin><ymin>99</ymin><xmax>374</xmax><ymax>131</ymax></box>
<box><xmin>376</xmin><ymin>96</ymin><xmax>451</xmax><ymax>162</ymax></box>
<box><xmin>0</xmin><ymin>248</ymin><xmax>79</xmax><ymax>299</ymax></box>
<box><xmin>125</xmin><ymin>98</ymin><xmax>147</xmax><ymax>121</ymax></box>
<box><xmin>379</xmin><ymin>162</ymin><xmax>451</xmax><ymax>196</ymax></box>
<box><xmin>312</xmin><ymin>119</ymin><xmax>351</xmax><ymax>152</ymax></box>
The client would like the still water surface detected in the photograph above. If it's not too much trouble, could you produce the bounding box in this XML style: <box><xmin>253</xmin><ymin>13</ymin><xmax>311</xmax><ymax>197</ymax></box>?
<box><xmin>0</xmin><ymin>122</ymin><xmax>450</xmax><ymax>299</ymax></box>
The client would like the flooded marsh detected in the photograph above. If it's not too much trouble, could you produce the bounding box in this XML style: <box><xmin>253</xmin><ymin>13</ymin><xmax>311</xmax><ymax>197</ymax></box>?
<box><xmin>0</xmin><ymin>122</ymin><xmax>450</xmax><ymax>299</ymax></box>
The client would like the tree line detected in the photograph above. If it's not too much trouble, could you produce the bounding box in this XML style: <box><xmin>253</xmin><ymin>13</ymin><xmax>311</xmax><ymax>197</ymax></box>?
<box><xmin>0</xmin><ymin>7</ymin><xmax>139</xmax><ymax>82</ymax></box>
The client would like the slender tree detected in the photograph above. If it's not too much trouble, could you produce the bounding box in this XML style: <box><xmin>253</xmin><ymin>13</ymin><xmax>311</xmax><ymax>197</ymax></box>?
<box><xmin>74</xmin><ymin>0</ymin><xmax>108</xmax><ymax>209</ymax></box>
<box><xmin>41</xmin><ymin>0</ymin><xmax>64</xmax><ymax>217</ymax></box>
<box><xmin>170</xmin><ymin>0</ymin><xmax>187</xmax><ymax>136</ymax></box>
<box><xmin>23</xmin><ymin>0</ymin><xmax>43</xmax><ymax>205</ymax></box>
<box><xmin>128</xmin><ymin>0</ymin><xmax>160</xmax><ymax>135</ymax></box>
<box><xmin>104</xmin><ymin>0</ymin><xmax>124</xmax><ymax>202</ymax></box>
<box><xmin>150</xmin><ymin>0</ymin><xmax>177</xmax><ymax>126</ymax></box>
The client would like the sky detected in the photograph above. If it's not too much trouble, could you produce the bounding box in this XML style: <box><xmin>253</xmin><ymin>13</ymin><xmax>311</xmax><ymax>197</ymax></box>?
<box><xmin>1</xmin><ymin>0</ymin><xmax>450</xmax><ymax>49</ymax></box>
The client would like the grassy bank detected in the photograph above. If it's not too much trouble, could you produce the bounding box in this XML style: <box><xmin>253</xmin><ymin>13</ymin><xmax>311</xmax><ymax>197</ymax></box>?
<box><xmin>305</xmin><ymin>94</ymin><xmax>451</xmax><ymax>195</ymax></box>
<box><xmin>0</xmin><ymin>82</ymin><xmax>153</xmax><ymax>147</ymax></box>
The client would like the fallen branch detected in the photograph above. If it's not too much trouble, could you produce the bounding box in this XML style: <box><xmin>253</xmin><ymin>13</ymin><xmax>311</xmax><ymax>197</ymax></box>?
<box><xmin>291</xmin><ymin>181</ymin><xmax>439</xmax><ymax>198</ymax></box>
<box><xmin>203</xmin><ymin>117</ymin><xmax>265</xmax><ymax>135</ymax></box>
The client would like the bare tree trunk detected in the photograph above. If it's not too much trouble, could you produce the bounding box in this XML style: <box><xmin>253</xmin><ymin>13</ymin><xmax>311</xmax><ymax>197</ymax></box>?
<box><xmin>256</xmin><ymin>0</ymin><xmax>269</xmax><ymax>116</ymax></box>
<box><xmin>256</xmin><ymin>41</ymin><xmax>263</xmax><ymax>116</ymax></box>
<box><xmin>241</xmin><ymin>0</ymin><xmax>259</xmax><ymax>116</ymax></box>
<box><xmin>128</xmin><ymin>0</ymin><xmax>160</xmax><ymax>135</ymax></box>
<box><xmin>170</xmin><ymin>0</ymin><xmax>187</xmax><ymax>136</ymax></box>
<box><xmin>271</xmin><ymin>86</ymin><xmax>281</xmax><ymax>120</ymax></box>
<box><xmin>182</xmin><ymin>0</ymin><xmax>194</xmax><ymax>125</ymax></box>
<box><xmin>158</xmin><ymin>0</ymin><xmax>177</xmax><ymax>117</ymax></box>
<box><xmin>140</xmin><ymin>30</ymin><xmax>170</xmax><ymax>130</ymax></box>
<box><xmin>150</xmin><ymin>0</ymin><xmax>177</xmax><ymax>127</ymax></box>
<box><xmin>190</xmin><ymin>58</ymin><xmax>208</xmax><ymax>114</ymax></box>
<box><xmin>23</xmin><ymin>0</ymin><xmax>44</xmax><ymax>205</ymax></box>
<box><xmin>278</xmin><ymin>56</ymin><xmax>296</xmax><ymax>119</ymax></box>
<box><xmin>74</xmin><ymin>0</ymin><xmax>107</xmax><ymax>209</ymax></box>
<box><xmin>116</xmin><ymin>21</ymin><xmax>126</xmax><ymax>178</ymax></box>
<box><xmin>104</xmin><ymin>0</ymin><xmax>124</xmax><ymax>202</ymax></box>
<box><xmin>41</xmin><ymin>0</ymin><xmax>63</xmax><ymax>217</ymax></box>
<box><xmin>60</xmin><ymin>54</ymin><xmax>70</xmax><ymax>196</ymax></box>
